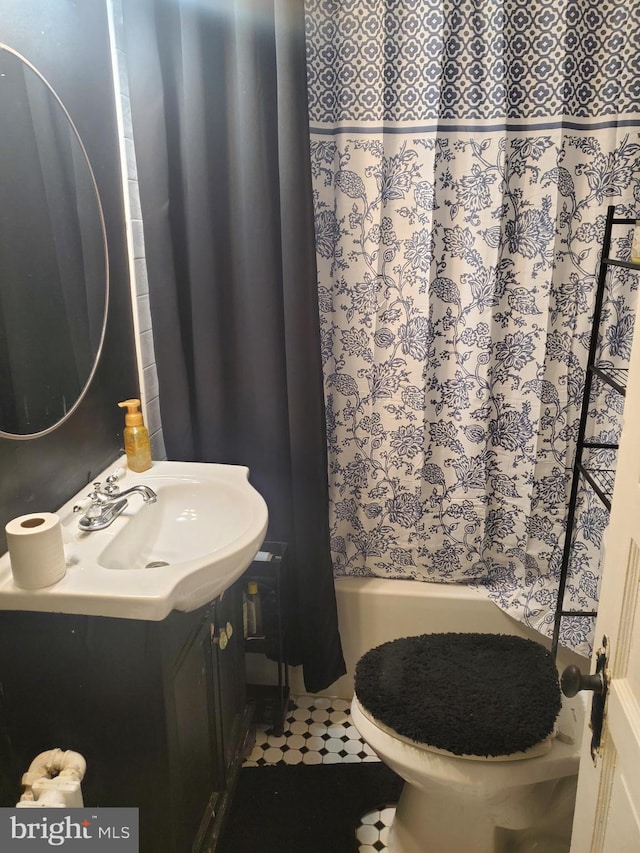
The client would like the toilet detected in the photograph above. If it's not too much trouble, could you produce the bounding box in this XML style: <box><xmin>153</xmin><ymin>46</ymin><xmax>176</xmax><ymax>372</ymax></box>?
<box><xmin>351</xmin><ymin>633</ymin><xmax>584</xmax><ymax>853</ymax></box>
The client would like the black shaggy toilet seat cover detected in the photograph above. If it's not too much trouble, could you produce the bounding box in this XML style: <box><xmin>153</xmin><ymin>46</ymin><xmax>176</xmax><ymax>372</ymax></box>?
<box><xmin>354</xmin><ymin>633</ymin><xmax>562</xmax><ymax>757</ymax></box>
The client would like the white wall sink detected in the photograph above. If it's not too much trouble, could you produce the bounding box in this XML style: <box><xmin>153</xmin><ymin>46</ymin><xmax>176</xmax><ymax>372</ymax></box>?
<box><xmin>0</xmin><ymin>460</ymin><xmax>268</xmax><ymax>620</ymax></box>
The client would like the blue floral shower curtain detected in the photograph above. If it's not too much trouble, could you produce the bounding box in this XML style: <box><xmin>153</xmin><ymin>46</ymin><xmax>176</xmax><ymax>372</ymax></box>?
<box><xmin>305</xmin><ymin>0</ymin><xmax>640</xmax><ymax>656</ymax></box>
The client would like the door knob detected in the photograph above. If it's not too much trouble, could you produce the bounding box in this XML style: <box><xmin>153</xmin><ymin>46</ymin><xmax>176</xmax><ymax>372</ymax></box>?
<box><xmin>560</xmin><ymin>637</ymin><xmax>610</xmax><ymax>764</ymax></box>
<box><xmin>560</xmin><ymin>665</ymin><xmax>605</xmax><ymax>697</ymax></box>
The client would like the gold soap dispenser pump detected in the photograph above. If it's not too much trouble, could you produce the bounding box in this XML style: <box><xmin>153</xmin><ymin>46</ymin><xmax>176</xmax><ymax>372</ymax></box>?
<box><xmin>118</xmin><ymin>399</ymin><xmax>152</xmax><ymax>473</ymax></box>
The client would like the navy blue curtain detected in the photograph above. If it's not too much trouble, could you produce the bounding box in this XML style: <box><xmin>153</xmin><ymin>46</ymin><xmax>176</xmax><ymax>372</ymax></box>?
<box><xmin>123</xmin><ymin>0</ymin><xmax>345</xmax><ymax>692</ymax></box>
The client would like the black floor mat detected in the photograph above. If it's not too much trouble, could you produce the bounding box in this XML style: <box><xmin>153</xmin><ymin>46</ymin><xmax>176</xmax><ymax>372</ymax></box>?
<box><xmin>218</xmin><ymin>762</ymin><xmax>402</xmax><ymax>853</ymax></box>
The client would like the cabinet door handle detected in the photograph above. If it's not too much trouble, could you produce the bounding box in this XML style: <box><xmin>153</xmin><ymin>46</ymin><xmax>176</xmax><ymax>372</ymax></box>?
<box><xmin>226</xmin><ymin>621</ymin><xmax>233</xmax><ymax>639</ymax></box>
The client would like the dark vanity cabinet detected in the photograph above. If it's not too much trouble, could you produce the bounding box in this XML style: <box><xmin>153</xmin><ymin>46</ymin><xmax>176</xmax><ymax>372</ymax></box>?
<box><xmin>0</xmin><ymin>581</ymin><xmax>252</xmax><ymax>853</ymax></box>
<box><xmin>164</xmin><ymin>584</ymin><xmax>250</xmax><ymax>853</ymax></box>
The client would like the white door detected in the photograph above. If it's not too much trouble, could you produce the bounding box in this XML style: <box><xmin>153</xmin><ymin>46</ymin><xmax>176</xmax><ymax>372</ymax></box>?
<box><xmin>569</xmin><ymin>310</ymin><xmax>640</xmax><ymax>848</ymax></box>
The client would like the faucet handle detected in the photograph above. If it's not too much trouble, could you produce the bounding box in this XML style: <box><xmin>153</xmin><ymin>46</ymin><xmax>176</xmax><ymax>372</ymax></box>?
<box><xmin>103</xmin><ymin>468</ymin><xmax>125</xmax><ymax>496</ymax></box>
<box><xmin>74</xmin><ymin>483</ymin><xmax>103</xmax><ymax>513</ymax></box>
<box><xmin>82</xmin><ymin>483</ymin><xmax>112</xmax><ymax>505</ymax></box>
<box><xmin>73</xmin><ymin>497</ymin><xmax>92</xmax><ymax>513</ymax></box>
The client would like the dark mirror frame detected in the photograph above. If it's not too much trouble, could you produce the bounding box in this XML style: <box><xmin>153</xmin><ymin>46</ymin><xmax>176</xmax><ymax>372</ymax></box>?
<box><xmin>0</xmin><ymin>43</ymin><xmax>109</xmax><ymax>440</ymax></box>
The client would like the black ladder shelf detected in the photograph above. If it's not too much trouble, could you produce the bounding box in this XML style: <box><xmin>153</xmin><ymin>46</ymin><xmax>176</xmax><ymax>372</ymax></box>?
<box><xmin>551</xmin><ymin>205</ymin><xmax>639</xmax><ymax>657</ymax></box>
<box><xmin>243</xmin><ymin>542</ymin><xmax>290</xmax><ymax>736</ymax></box>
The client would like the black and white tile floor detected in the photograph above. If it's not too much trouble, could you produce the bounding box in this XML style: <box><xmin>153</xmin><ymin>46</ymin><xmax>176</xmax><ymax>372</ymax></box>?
<box><xmin>244</xmin><ymin>694</ymin><xmax>395</xmax><ymax>852</ymax></box>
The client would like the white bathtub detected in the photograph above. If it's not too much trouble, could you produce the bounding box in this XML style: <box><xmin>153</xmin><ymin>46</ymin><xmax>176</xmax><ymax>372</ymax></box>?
<box><xmin>325</xmin><ymin>577</ymin><xmax>587</xmax><ymax>699</ymax></box>
<box><xmin>246</xmin><ymin>576</ymin><xmax>588</xmax><ymax>699</ymax></box>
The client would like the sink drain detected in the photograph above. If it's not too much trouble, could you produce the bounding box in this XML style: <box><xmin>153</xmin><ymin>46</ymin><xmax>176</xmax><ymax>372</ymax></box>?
<box><xmin>145</xmin><ymin>561</ymin><xmax>170</xmax><ymax>568</ymax></box>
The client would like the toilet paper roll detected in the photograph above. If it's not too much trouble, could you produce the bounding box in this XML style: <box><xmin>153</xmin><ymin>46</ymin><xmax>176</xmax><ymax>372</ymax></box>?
<box><xmin>6</xmin><ymin>513</ymin><xmax>66</xmax><ymax>590</ymax></box>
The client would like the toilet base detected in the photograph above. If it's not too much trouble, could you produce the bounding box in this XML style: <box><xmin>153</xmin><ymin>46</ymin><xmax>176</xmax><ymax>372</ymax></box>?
<box><xmin>386</xmin><ymin>776</ymin><xmax>577</xmax><ymax>853</ymax></box>
<box><xmin>389</xmin><ymin>781</ymin><xmax>496</xmax><ymax>853</ymax></box>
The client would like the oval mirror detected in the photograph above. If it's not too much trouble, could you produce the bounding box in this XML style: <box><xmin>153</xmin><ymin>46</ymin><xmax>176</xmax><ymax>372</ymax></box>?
<box><xmin>0</xmin><ymin>45</ymin><xmax>108</xmax><ymax>439</ymax></box>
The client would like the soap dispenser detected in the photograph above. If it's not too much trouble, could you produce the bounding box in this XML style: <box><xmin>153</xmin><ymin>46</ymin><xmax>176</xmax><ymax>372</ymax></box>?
<box><xmin>118</xmin><ymin>399</ymin><xmax>152</xmax><ymax>472</ymax></box>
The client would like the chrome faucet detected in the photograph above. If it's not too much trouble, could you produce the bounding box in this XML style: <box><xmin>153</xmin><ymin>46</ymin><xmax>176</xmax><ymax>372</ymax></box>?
<box><xmin>74</xmin><ymin>472</ymin><xmax>157</xmax><ymax>531</ymax></box>
<box><xmin>117</xmin><ymin>484</ymin><xmax>158</xmax><ymax>503</ymax></box>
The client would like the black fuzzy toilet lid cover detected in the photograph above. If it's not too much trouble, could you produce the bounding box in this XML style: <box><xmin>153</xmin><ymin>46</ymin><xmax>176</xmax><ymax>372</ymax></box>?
<box><xmin>354</xmin><ymin>633</ymin><xmax>562</xmax><ymax>757</ymax></box>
